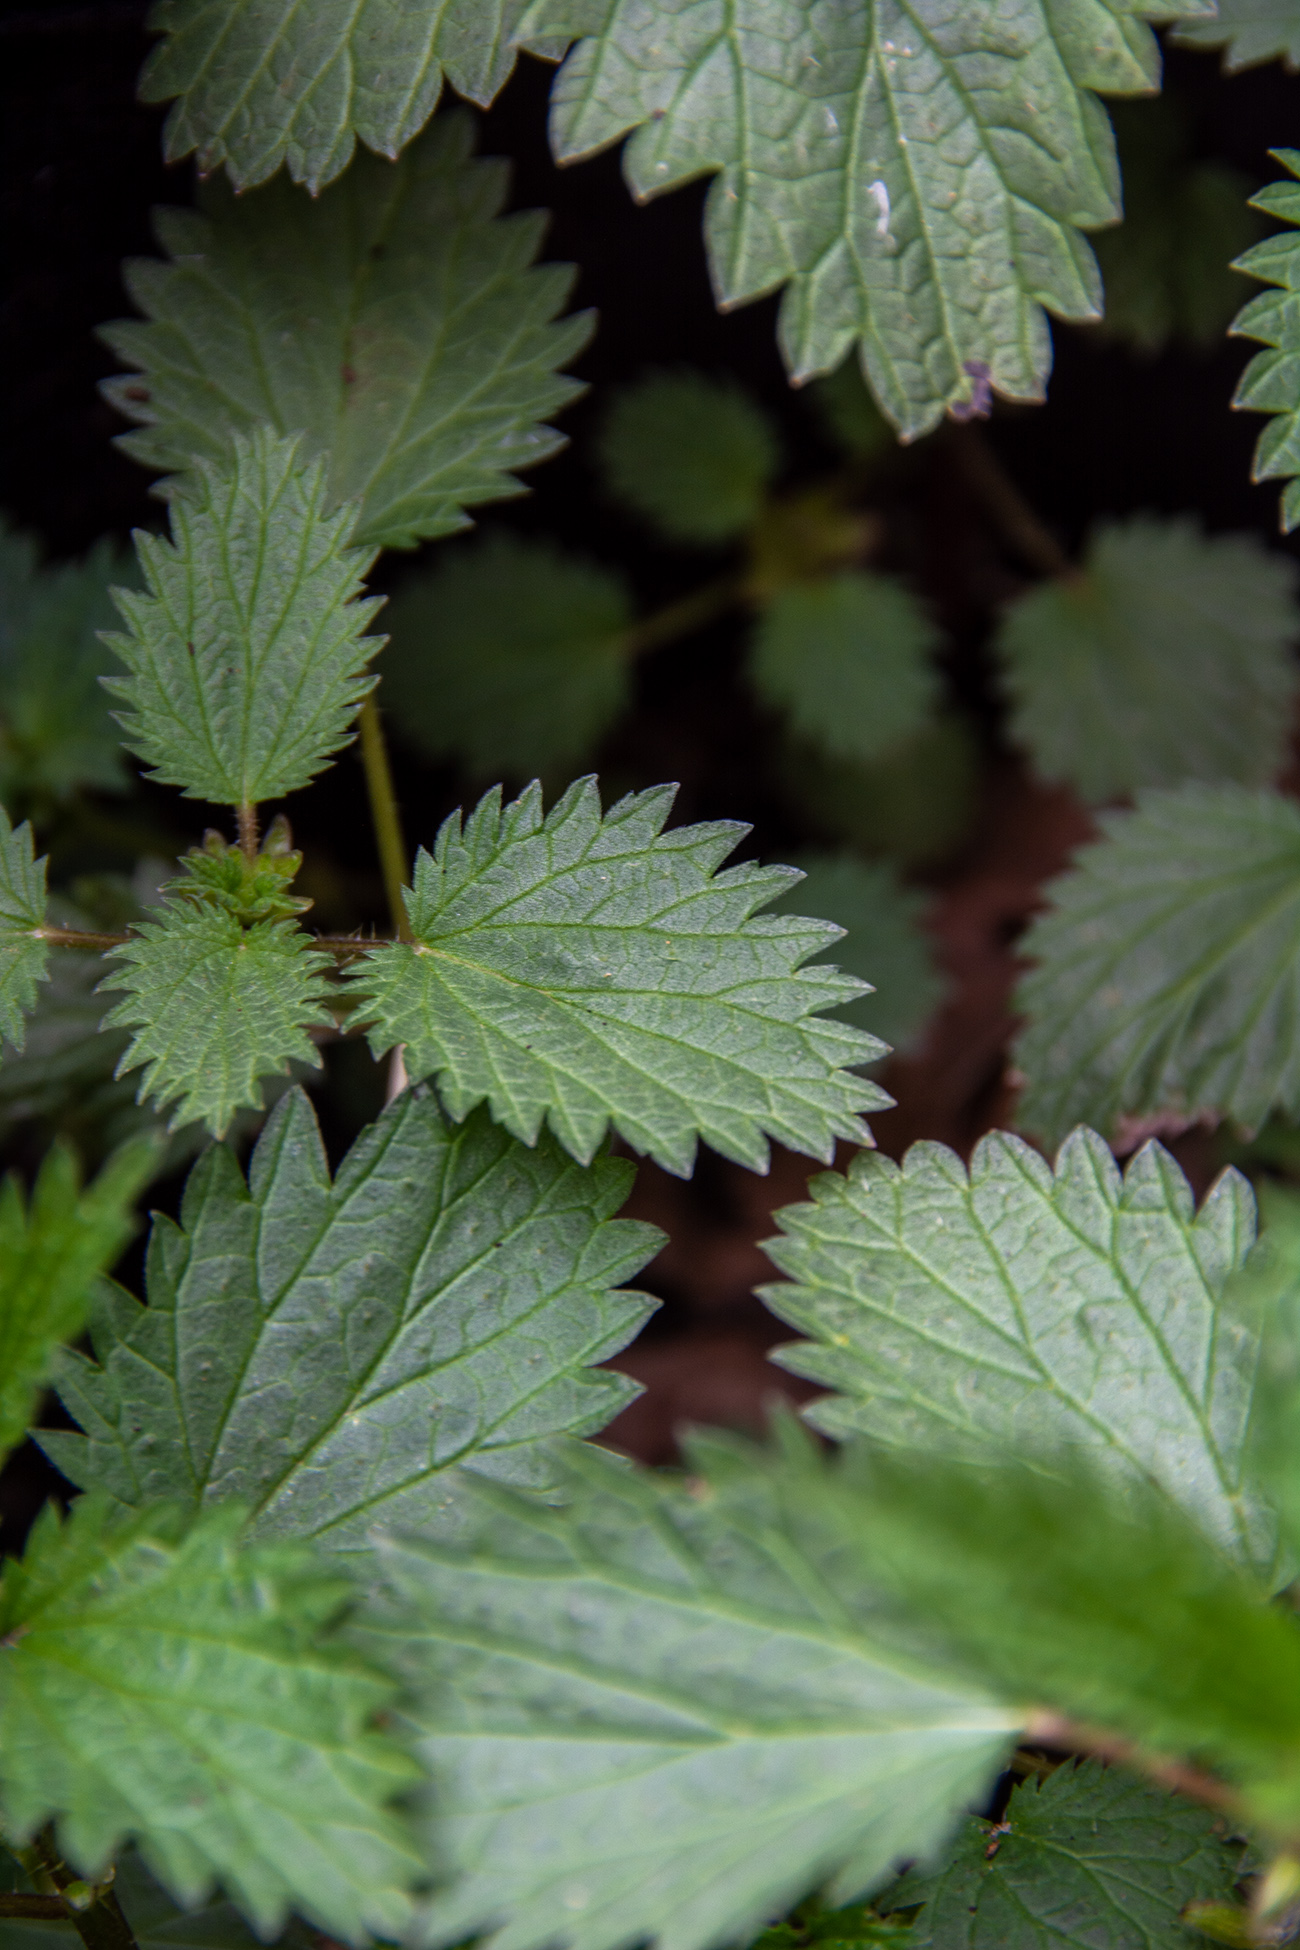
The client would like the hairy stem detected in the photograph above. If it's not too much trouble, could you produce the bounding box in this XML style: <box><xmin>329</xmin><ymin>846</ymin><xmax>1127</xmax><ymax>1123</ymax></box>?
<box><xmin>948</xmin><ymin>426</ymin><xmax>1074</xmax><ymax>581</ymax></box>
<box><xmin>14</xmin><ymin>1833</ymin><xmax>140</xmax><ymax>1950</ymax></box>
<box><xmin>35</xmin><ymin>925</ymin><xmax>131</xmax><ymax>951</ymax></box>
<box><xmin>357</xmin><ymin>695</ymin><xmax>410</xmax><ymax>941</ymax></box>
<box><xmin>0</xmin><ymin>1895</ymin><xmax>73</xmax><ymax>1918</ymax></box>
<box><xmin>236</xmin><ymin>803</ymin><xmax>259</xmax><ymax>861</ymax></box>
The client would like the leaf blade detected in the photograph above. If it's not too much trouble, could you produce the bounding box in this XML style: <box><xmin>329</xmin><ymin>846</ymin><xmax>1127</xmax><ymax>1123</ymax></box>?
<box><xmin>0</xmin><ymin>807</ymin><xmax>49</xmax><ymax>1049</ymax></box>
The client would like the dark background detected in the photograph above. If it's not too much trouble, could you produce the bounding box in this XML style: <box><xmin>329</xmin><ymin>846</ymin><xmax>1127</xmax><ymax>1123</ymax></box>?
<box><xmin>3</xmin><ymin>0</ymin><xmax>1299</xmax><ymax>1532</ymax></box>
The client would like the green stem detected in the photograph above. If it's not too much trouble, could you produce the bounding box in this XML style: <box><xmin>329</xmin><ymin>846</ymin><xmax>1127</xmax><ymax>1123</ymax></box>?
<box><xmin>235</xmin><ymin>803</ymin><xmax>259</xmax><ymax>862</ymax></box>
<box><xmin>14</xmin><ymin>1834</ymin><xmax>140</xmax><ymax>1950</ymax></box>
<box><xmin>618</xmin><ymin>575</ymin><xmax>745</xmax><ymax>661</ymax></box>
<box><xmin>358</xmin><ymin>695</ymin><xmax>410</xmax><ymax>941</ymax></box>
<box><xmin>948</xmin><ymin>425</ymin><xmax>1074</xmax><ymax>581</ymax></box>
<box><xmin>35</xmin><ymin>925</ymin><xmax>131</xmax><ymax>951</ymax></box>
<box><xmin>0</xmin><ymin>1895</ymin><xmax>72</xmax><ymax>1918</ymax></box>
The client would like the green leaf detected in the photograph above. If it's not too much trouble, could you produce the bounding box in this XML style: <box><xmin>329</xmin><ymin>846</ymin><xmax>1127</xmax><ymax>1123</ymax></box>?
<box><xmin>380</xmin><ymin>533</ymin><xmax>632</xmax><ymax>780</ymax></box>
<box><xmin>1014</xmin><ymin>784</ymin><xmax>1300</xmax><ymax>1146</ymax></box>
<box><xmin>1222</xmin><ymin>1184</ymin><xmax>1300</xmax><ymax>1568</ymax></box>
<box><xmin>996</xmin><ymin>517</ymin><xmax>1299</xmax><ymax>803</ymax></box>
<box><xmin>102</xmin><ymin>429</ymin><xmax>384</xmax><ymax>808</ymax></box>
<box><xmin>595</xmin><ymin>370</ymin><xmax>779</xmax><ymax>544</ymax></box>
<box><xmin>0</xmin><ymin>1843</ymin><xmax>317</xmax><ymax>1950</ymax></box>
<box><xmin>806</xmin><ymin>358</ymin><xmax>896</xmax><ymax>462</ymax></box>
<box><xmin>138</xmin><ymin>0</ymin><xmax>559</xmax><ymax>192</ymax></box>
<box><xmin>0</xmin><ymin>1137</ymin><xmax>156</xmax><ymax>1469</ymax></box>
<box><xmin>752</xmin><ymin>574</ymin><xmax>941</xmax><ymax>768</ymax></box>
<box><xmin>350</xmin><ymin>776</ymin><xmax>888</xmax><ymax>1177</ymax></box>
<box><xmin>778</xmin><ymin>716</ymin><xmax>981</xmax><ymax>874</ymax></box>
<box><xmin>42</xmin><ymin>1084</ymin><xmax>659</xmax><ymax>1552</ymax></box>
<box><xmin>894</xmin><ymin>1760</ymin><xmax>1245</xmax><ymax>1950</ymax></box>
<box><xmin>1088</xmin><ymin>100</ymin><xmax>1265</xmax><ymax>356</ymax></box>
<box><xmin>0</xmin><ymin>524</ymin><xmax>136</xmax><ymax>808</ymax></box>
<box><xmin>761</xmin><ymin>1123</ymin><xmax>1269</xmax><ymax>1568</ymax></box>
<box><xmin>360</xmin><ymin>1436</ymin><xmax>1017</xmax><ymax>1950</ymax></box>
<box><xmin>772</xmin><ymin>854</ymin><xmax>945</xmax><ymax>1054</ymax></box>
<box><xmin>1229</xmin><ymin>151</ymin><xmax>1300</xmax><ymax>532</ymax></box>
<box><xmin>0</xmin><ymin>1497</ymin><xmax>418</xmax><ymax>1943</ymax></box>
<box><xmin>530</xmin><ymin>0</ymin><xmax>1213</xmax><ymax>441</ymax></box>
<box><xmin>1172</xmin><ymin>0</ymin><xmax>1300</xmax><ymax>71</ymax></box>
<box><xmin>101</xmin><ymin>113</ymin><xmax>590</xmax><ymax>551</ymax></box>
<box><xmin>0</xmin><ymin>806</ymin><xmax>49</xmax><ymax>1049</ymax></box>
<box><xmin>99</xmin><ymin>891</ymin><xmax>332</xmax><ymax>1139</ymax></box>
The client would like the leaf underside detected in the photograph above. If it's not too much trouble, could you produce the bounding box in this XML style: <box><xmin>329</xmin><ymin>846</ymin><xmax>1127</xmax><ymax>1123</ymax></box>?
<box><xmin>360</xmin><ymin>1436</ymin><xmax>1016</xmax><ymax>1950</ymax></box>
<box><xmin>138</xmin><ymin>0</ymin><xmax>1215</xmax><ymax>438</ymax></box>
<box><xmin>101</xmin><ymin>112</ymin><xmax>590</xmax><ymax>552</ymax></box>
<box><xmin>0</xmin><ymin>1498</ymin><xmax>417</xmax><ymax>1945</ymax></box>
<box><xmin>43</xmin><ymin>1085</ymin><xmax>660</xmax><ymax>1552</ymax></box>
<box><xmin>761</xmin><ymin>1122</ymin><xmax>1269</xmax><ymax>1568</ymax></box>
<box><xmin>0</xmin><ymin>806</ymin><xmax>49</xmax><ymax>1049</ymax></box>
<box><xmin>997</xmin><ymin>514</ymin><xmax>1299</xmax><ymax>802</ymax></box>
<box><xmin>350</xmin><ymin>776</ymin><xmax>888</xmax><ymax>1178</ymax></box>
<box><xmin>1014</xmin><ymin>783</ymin><xmax>1300</xmax><ymax>1147</ymax></box>
<box><xmin>1230</xmin><ymin>151</ymin><xmax>1300</xmax><ymax>531</ymax></box>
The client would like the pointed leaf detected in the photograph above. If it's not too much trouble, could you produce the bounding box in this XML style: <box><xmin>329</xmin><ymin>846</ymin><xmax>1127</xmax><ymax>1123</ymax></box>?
<box><xmin>996</xmin><ymin>516</ymin><xmax>1299</xmax><ymax>803</ymax></box>
<box><xmin>595</xmin><ymin>370</ymin><xmax>780</xmax><ymax>544</ymax></box>
<box><xmin>894</xmin><ymin>1759</ymin><xmax>1246</xmax><ymax>1950</ymax></box>
<box><xmin>350</xmin><ymin>777</ymin><xmax>888</xmax><ymax>1177</ymax></box>
<box><xmin>1229</xmin><ymin>151</ymin><xmax>1300</xmax><ymax>532</ymax></box>
<box><xmin>0</xmin><ymin>1137</ymin><xmax>155</xmax><ymax>1468</ymax></box>
<box><xmin>360</xmin><ymin>1437</ymin><xmax>1016</xmax><ymax>1950</ymax></box>
<box><xmin>139</xmin><ymin>1</ymin><xmax>559</xmax><ymax>192</ymax></box>
<box><xmin>771</xmin><ymin>854</ymin><xmax>945</xmax><ymax>1054</ymax></box>
<box><xmin>761</xmin><ymin>1124</ymin><xmax>1268</xmax><ymax>1568</ymax></box>
<box><xmin>1172</xmin><ymin>0</ymin><xmax>1300</xmax><ymax>71</ymax></box>
<box><xmin>0</xmin><ymin>523</ymin><xmax>136</xmax><ymax>807</ymax></box>
<box><xmin>380</xmin><ymin>532</ymin><xmax>632</xmax><ymax>779</ymax></box>
<box><xmin>102</xmin><ymin>429</ymin><xmax>384</xmax><ymax>807</ymax></box>
<box><xmin>100</xmin><ymin>897</ymin><xmax>332</xmax><ymax>1139</ymax></box>
<box><xmin>0</xmin><ymin>1498</ymin><xmax>417</xmax><ymax>1944</ymax></box>
<box><xmin>43</xmin><ymin>1085</ymin><xmax>660</xmax><ymax>1552</ymax></box>
<box><xmin>752</xmin><ymin>574</ymin><xmax>941</xmax><ymax>768</ymax></box>
<box><xmin>101</xmin><ymin>114</ymin><xmax>590</xmax><ymax>550</ymax></box>
<box><xmin>1014</xmin><ymin>784</ymin><xmax>1300</xmax><ymax>1146</ymax></box>
<box><xmin>0</xmin><ymin>806</ymin><xmax>49</xmax><ymax>1049</ymax></box>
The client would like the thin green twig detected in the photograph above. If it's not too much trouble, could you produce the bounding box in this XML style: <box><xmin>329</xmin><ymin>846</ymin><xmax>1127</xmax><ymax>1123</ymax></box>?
<box><xmin>358</xmin><ymin>694</ymin><xmax>411</xmax><ymax>940</ymax></box>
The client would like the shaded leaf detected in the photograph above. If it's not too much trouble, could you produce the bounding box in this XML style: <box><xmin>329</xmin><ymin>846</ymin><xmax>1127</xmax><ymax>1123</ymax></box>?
<box><xmin>350</xmin><ymin>776</ymin><xmax>888</xmax><ymax>1178</ymax></box>
<box><xmin>1014</xmin><ymin>784</ymin><xmax>1300</xmax><ymax>1146</ymax></box>
<box><xmin>1172</xmin><ymin>0</ymin><xmax>1300</xmax><ymax>71</ymax></box>
<box><xmin>102</xmin><ymin>429</ymin><xmax>384</xmax><ymax>808</ymax></box>
<box><xmin>778</xmin><ymin>717</ymin><xmax>981</xmax><ymax>874</ymax></box>
<box><xmin>893</xmin><ymin>1760</ymin><xmax>1245</xmax><ymax>1950</ymax></box>
<box><xmin>1229</xmin><ymin>151</ymin><xmax>1300</xmax><ymax>532</ymax></box>
<box><xmin>0</xmin><ymin>1137</ymin><xmax>155</xmax><ymax>1468</ymax></box>
<box><xmin>380</xmin><ymin>532</ymin><xmax>631</xmax><ymax>779</ymax></box>
<box><xmin>0</xmin><ymin>524</ymin><xmax>135</xmax><ymax>808</ymax></box>
<box><xmin>753</xmin><ymin>574</ymin><xmax>941</xmax><ymax>768</ymax></box>
<box><xmin>43</xmin><ymin>1085</ymin><xmax>659</xmax><ymax>1553</ymax></box>
<box><xmin>996</xmin><ymin>516</ymin><xmax>1298</xmax><ymax>803</ymax></box>
<box><xmin>0</xmin><ymin>1843</ymin><xmax>315</xmax><ymax>1950</ymax></box>
<box><xmin>772</xmin><ymin>854</ymin><xmax>945</xmax><ymax>1053</ymax></box>
<box><xmin>761</xmin><ymin>1124</ymin><xmax>1268</xmax><ymax>1567</ymax></box>
<box><xmin>101</xmin><ymin>114</ymin><xmax>589</xmax><ymax>551</ymax></box>
<box><xmin>100</xmin><ymin>892</ymin><xmax>332</xmax><ymax>1139</ymax></box>
<box><xmin>360</xmin><ymin>1435</ymin><xmax>1016</xmax><ymax>1950</ymax></box>
<box><xmin>0</xmin><ymin>1498</ymin><xmax>417</xmax><ymax>1944</ymax></box>
<box><xmin>595</xmin><ymin>370</ymin><xmax>779</xmax><ymax>544</ymax></box>
<box><xmin>0</xmin><ymin>807</ymin><xmax>49</xmax><ymax>1049</ymax></box>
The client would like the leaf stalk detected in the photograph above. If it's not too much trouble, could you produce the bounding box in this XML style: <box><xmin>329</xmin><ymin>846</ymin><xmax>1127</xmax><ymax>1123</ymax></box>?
<box><xmin>357</xmin><ymin>694</ymin><xmax>411</xmax><ymax>940</ymax></box>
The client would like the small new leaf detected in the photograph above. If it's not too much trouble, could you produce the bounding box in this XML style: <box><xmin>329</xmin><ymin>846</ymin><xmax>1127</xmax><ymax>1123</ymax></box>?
<box><xmin>0</xmin><ymin>1497</ymin><xmax>418</xmax><ymax>1943</ymax></box>
<box><xmin>1014</xmin><ymin>784</ymin><xmax>1300</xmax><ymax>1145</ymax></box>
<box><xmin>101</xmin><ymin>114</ymin><xmax>590</xmax><ymax>550</ymax></box>
<box><xmin>381</xmin><ymin>533</ymin><xmax>632</xmax><ymax>779</ymax></box>
<box><xmin>596</xmin><ymin>370</ymin><xmax>780</xmax><ymax>544</ymax></box>
<box><xmin>772</xmin><ymin>854</ymin><xmax>945</xmax><ymax>1053</ymax></box>
<box><xmin>752</xmin><ymin>573</ymin><xmax>941</xmax><ymax>768</ymax></box>
<box><xmin>0</xmin><ymin>807</ymin><xmax>49</xmax><ymax>1049</ymax></box>
<box><xmin>361</xmin><ymin>1436</ymin><xmax>1016</xmax><ymax>1950</ymax></box>
<box><xmin>100</xmin><ymin>892</ymin><xmax>332</xmax><ymax>1139</ymax></box>
<box><xmin>0</xmin><ymin>524</ymin><xmax>136</xmax><ymax>807</ymax></box>
<box><xmin>895</xmin><ymin>1760</ymin><xmax>1245</xmax><ymax>1949</ymax></box>
<box><xmin>1172</xmin><ymin>0</ymin><xmax>1300</xmax><ymax>71</ymax></box>
<box><xmin>102</xmin><ymin>429</ymin><xmax>384</xmax><ymax>807</ymax></box>
<box><xmin>43</xmin><ymin>1085</ymin><xmax>660</xmax><ymax>1551</ymax></box>
<box><xmin>762</xmin><ymin>1124</ymin><xmax>1267</xmax><ymax>1567</ymax></box>
<box><xmin>0</xmin><ymin>1137</ymin><xmax>155</xmax><ymax>1468</ymax></box>
<box><xmin>350</xmin><ymin>777</ymin><xmax>888</xmax><ymax>1177</ymax></box>
<box><xmin>997</xmin><ymin>516</ymin><xmax>1299</xmax><ymax>802</ymax></box>
<box><xmin>1230</xmin><ymin>151</ymin><xmax>1300</xmax><ymax>531</ymax></box>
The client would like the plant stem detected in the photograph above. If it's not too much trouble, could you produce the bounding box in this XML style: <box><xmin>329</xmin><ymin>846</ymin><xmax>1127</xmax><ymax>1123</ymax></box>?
<box><xmin>0</xmin><ymin>1895</ymin><xmax>73</xmax><ymax>1918</ymax></box>
<box><xmin>1024</xmin><ymin>1711</ymin><xmax>1244</xmax><ymax>1818</ymax></box>
<box><xmin>619</xmin><ymin>575</ymin><xmax>746</xmax><ymax>661</ymax></box>
<box><xmin>36</xmin><ymin>925</ymin><xmax>131</xmax><ymax>950</ymax></box>
<box><xmin>948</xmin><ymin>425</ymin><xmax>1074</xmax><ymax>581</ymax></box>
<box><xmin>236</xmin><ymin>802</ymin><xmax>259</xmax><ymax>861</ymax></box>
<box><xmin>13</xmin><ymin>1834</ymin><xmax>140</xmax><ymax>1950</ymax></box>
<box><xmin>357</xmin><ymin>695</ymin><xmax>410</xmax><ymax>940</ymax></box>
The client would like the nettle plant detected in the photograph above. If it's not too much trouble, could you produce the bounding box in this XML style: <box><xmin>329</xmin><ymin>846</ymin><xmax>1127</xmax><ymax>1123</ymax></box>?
<box><xmin>11</xmin><ymin>5</ymin><xmax>1300</xmax><ymax>1950</ymax></box>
